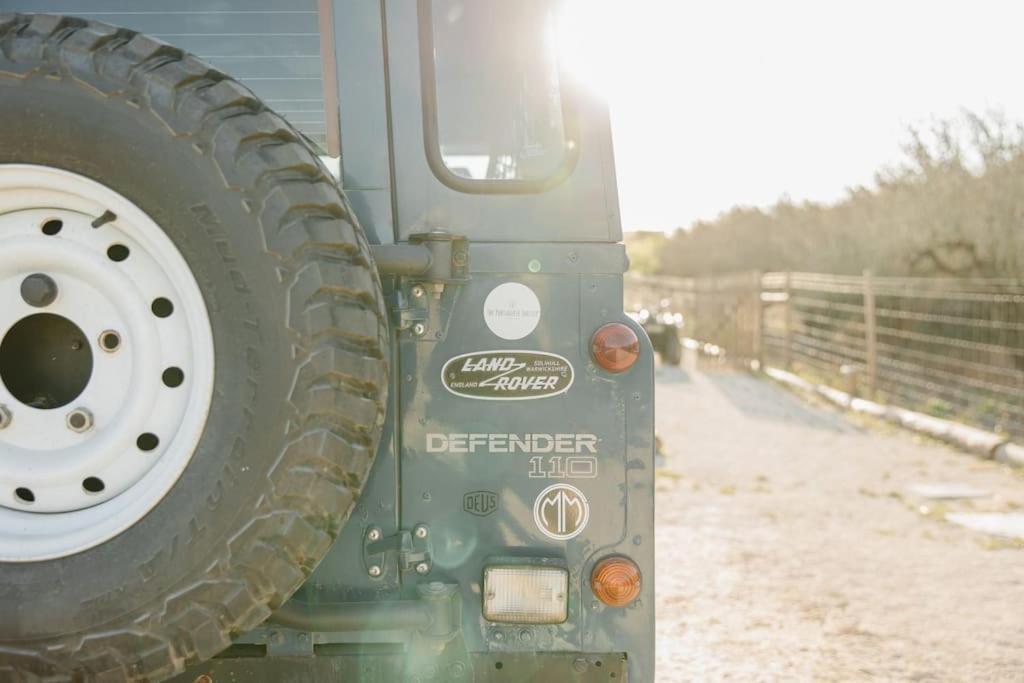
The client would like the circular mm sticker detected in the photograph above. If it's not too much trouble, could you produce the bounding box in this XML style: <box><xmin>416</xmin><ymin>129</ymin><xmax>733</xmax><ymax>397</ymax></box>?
<box><xmin>483</xmin><ymin>282</ymin><xmax>541</xmax><ymax>340</ymax></box>
<box><xmin>533</xmin><ymin>483</ymin><xmax>590</xmax><ymax>541</ymax></box>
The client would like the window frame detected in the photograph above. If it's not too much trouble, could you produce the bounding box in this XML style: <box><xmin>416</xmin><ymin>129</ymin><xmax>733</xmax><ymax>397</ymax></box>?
<box><xmin>416</xmin><ymin>0</ymin><xmax>582</xmax><ymax>195</ymax></box>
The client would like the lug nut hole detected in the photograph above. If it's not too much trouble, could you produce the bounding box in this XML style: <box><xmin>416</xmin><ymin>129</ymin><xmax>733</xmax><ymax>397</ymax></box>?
<box><xmin>41</xmin><ymin>219</ymin><xmax>63</xmax><ymax>236</ymax></box>
<box><xmin>162</xmin><ymin>367</ymin><xmax>184</xmax><ymax>388</ymax></box>
<box><xmin>20</xmin><ymin>273</ymin><xmax>59</xmax><ymax>308</ymax></box>
<box><xmin>100</xmin><ymin>331</ymin><xmax>122</xmax><ymax>352</ymax></box>
<box><xmin>137</xmin><ymin>433</ymin><xmax>159</xmax><ymax>452</ymax></box>
<box><xmin>82</xmin><ymin>477</ymin><xmax>105</xmax><ymax>494</ymax></box>
<box><xmin>15</xmin><ymin>487</ymin><xmax>35</xmax><ymax>503</ymax></box>
<box><xmin>151</xmin><ymin>298</ymin><xmax>174</xmax><ymax>318</ymax></box>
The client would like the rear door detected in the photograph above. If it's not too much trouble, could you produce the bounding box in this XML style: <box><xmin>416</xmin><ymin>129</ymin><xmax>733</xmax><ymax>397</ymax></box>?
<box><xmin>384</xmin><ymin>1</ymin><xmax>655</xmax><ymax>679</ymax></box>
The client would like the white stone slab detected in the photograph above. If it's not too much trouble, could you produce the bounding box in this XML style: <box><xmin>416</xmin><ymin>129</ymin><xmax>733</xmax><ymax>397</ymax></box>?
<box><xmin>946</xmin><ymin>513</ymin><xmax>1024</xmax><ymax>540</ymax></box>
<box><xmin>907</xmin><ymin>483</ymin><xmax>991</xmax><ymax>501</ymax></box>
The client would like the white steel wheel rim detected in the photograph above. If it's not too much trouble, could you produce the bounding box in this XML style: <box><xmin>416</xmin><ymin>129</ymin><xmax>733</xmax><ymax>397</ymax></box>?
<box><xmin>0</xmin><ymin>165</ymin><xmax>215</xmax><ymax>562</ymax></box>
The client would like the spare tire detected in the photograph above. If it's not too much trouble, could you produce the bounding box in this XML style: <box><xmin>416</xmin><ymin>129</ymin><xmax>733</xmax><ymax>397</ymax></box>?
<box><xmin>0</xmin><ymin>14</ymin><xmax>388</xmax><ymax>681</ymax></box>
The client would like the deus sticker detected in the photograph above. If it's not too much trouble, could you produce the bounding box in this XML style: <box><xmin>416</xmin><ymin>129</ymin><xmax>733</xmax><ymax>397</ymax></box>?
<box><xmin>464</xmin><ymin>491</ymin><xmax>498</xmax><ymax>517</ymax></box>
<box><xmin>533</xmin><ymin>483</ymin><xmax>590</xmax><ymax>541</ymax></box>
<box><xmin>442</xmin><ymin>351</ymin><xmax>573</xmax><ymax>400</ymax></box>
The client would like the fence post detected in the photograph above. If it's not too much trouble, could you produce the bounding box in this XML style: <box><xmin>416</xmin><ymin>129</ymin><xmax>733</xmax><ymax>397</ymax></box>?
<box><xmin>783</xmin><ymin>272</ymin><xmax>793</xmax><ymax>370</ymax></box>
<box><xmin>863</xmin><ymin>269</ymin><xmax>878</xmax><ymax>399</ymax></box>
<box><xmin>752</xmin><ymin>270</ymin><xmax>764</xmax><ymax>368</ymax></box>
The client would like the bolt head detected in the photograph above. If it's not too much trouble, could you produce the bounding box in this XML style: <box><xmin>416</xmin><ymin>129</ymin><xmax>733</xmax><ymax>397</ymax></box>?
<box><xmin>415</xmin><ymin>525</ymin><xmax>428</xmax><ymax>539</ymax></box>
<box><xmin>415</xmin><ymin>562</ymin><xmax>430</xmax><ymax>575</ymax></box>
<box><xmin>0</xmin><ymin>405</ymin><xmax>11</xmax><ymax>429</ymax></box>
<box><xmin>368</xmin><ymin>565</ymin><xmax>382</xmax><ymax>577</ymax></box>
<box><xmin>411</xmin><ymin>285</ymin><xmax>425</xmax><ymax>298</ymax></box>
<box><xmin>66</xmin><ymin>408</ymin><xmax>93</xmax><ymax>433</ymax></box>
<box><xmin>412</xmin><ymin>323</ymin><xmax>426</xmax><ymax>336</ymax></box>
<box><xmin>367</xmin><ymin>528</ymin><xmax>381</xmax><ymax>541</ymax></box>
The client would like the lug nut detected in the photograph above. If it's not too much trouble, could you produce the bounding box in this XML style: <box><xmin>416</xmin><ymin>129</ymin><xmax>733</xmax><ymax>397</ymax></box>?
<box><xmin>67</xmin><ymin>408</ymin><xmax>94</xmax><ymax>433</ymax></box>
<box><xmin>415</xmin><ymin>562</ymin><xmax>430</xmax><ymax>575</ymax></box>
<box><xmin>99</xmin><ymin>330</ymin><xmax>122</xmax><ymax>353</ymax></box>
<box><xmin>415</xmin><ymin>525</ymin><xmax>428</xmax><ymax>539</ymax></box>
<box><xmin>21</xmin><ymin>273</ymin><xmax>58</xmax><ymax>308</ymax></box>
<box><xmin>368</xmin><ymin>565</ymin><xmax>382</xmax><ymax>578</ymax></box>
<box><xmin>0</xmin><ymin>405</ymin><xmax>11</xmax><ymax>430</ymax></box>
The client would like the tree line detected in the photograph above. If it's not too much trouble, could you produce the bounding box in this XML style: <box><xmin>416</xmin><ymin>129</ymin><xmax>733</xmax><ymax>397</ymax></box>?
<box><xmin>627</xmin><ymin>112</ymin><xmax>1024</xmax><ymax>278</ymax></box>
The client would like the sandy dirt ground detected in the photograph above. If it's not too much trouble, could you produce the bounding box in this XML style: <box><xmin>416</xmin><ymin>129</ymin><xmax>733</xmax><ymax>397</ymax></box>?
<box><xmin>654</xmin><ymin>353</ymin><xmax>1024</xmax><ymax>682</ymax></box>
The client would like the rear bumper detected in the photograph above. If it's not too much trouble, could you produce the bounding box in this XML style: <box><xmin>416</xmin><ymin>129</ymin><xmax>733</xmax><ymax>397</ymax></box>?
<box><xmin>173</xmin><ymin>651</ymin><xmax>628</xmax><ymax>682</ymax></box>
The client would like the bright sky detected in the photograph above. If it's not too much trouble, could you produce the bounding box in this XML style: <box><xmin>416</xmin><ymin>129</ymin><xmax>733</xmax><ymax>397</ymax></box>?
<box><xmin>560</xmin><ymin>0</ymin><xmax>1024</xmax><ymax>233</ymax></box>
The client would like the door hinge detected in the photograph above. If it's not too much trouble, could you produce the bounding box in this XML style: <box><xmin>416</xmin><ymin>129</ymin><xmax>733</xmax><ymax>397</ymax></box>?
<box><xmin>371</xmin><ymin>230</ymin><xmax>469</xmax><ymax>340</ymax></box>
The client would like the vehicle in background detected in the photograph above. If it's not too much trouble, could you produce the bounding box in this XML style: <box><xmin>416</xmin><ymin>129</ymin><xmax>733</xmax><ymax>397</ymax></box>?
<box><xmin>633</xmin><ymin>299</ymin><xmax>684</xmax><ymax>365</ymax></box>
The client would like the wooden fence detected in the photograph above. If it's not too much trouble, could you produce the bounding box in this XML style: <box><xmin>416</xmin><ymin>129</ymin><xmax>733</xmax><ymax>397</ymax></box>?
<box><xmin>626</xmin><ymin>272</ymin><xmax>1024</xmax><ymax>440</ymax></box>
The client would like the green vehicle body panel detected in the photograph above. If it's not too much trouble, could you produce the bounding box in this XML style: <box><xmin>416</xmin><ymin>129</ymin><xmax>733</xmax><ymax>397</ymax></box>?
<box><xmin>7</xmin><ymin>0</ymin><xmax>656</xmax><ymax>679</ymax></box>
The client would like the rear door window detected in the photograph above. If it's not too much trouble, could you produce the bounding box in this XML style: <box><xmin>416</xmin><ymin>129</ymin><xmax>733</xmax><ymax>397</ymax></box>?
<box><xmin>422</xmin><ymin>0</ymin><xmax>577</xmax><ymax>192</ymax></box>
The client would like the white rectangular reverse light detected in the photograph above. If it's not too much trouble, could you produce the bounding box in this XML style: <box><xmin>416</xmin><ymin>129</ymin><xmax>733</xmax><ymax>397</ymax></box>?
<box><xmin>483</xmin><ymin>565</ymin><xmax>569</xmax><ymax>624</ymax></box>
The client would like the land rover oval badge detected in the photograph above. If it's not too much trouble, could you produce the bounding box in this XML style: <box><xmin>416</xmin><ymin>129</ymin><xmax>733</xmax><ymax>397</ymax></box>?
<box><xmin>442</xmin><ymin>350</ymin><xmax>574</xmax><ymax>400</ymax></box>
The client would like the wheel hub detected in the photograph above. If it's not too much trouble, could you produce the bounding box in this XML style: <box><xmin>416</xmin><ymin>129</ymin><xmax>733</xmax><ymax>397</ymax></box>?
<box><xmin>0</xmin><ymin>165</ymin><xmax>215</xmax><ymax>561</ymax></box>
<box><xmin>0</xmin><ymin>312</ymin><xmax>93</xmax><ymax>409</ymax></box>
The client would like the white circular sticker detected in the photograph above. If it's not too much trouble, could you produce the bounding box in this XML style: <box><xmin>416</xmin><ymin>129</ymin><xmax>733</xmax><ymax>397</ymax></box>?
<box><xmin>483</xmin><ymin>282</ymin><xmax>541</xmax><ymax>340</ymax></box>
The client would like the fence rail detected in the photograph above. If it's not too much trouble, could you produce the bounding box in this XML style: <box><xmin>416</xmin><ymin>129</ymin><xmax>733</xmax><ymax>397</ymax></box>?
<box><xmin>626</xmin><ymin>271</ymin><xmax>1024</xmax><ymax>440</ymax></box>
